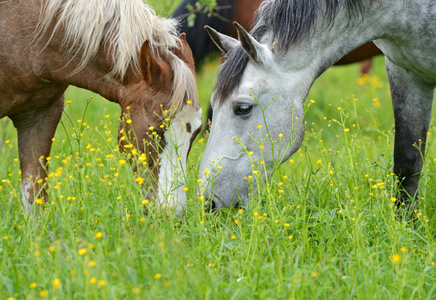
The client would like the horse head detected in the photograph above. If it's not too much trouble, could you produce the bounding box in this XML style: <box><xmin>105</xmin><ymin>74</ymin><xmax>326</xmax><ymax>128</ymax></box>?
<box><xmin>118</xmin><ymin>33</ymin><xmax>202</xmax><ymax>216</ymax></box>
<box><xmin>199</xmin><ymin>24</ymin><xmax>307</xmax><ymax>209</ymax></box>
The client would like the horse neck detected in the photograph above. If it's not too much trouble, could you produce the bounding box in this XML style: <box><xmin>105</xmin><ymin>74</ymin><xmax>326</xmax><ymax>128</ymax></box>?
<box><xmin>280</xmin><ymin>0</ymin><xmax>397</xmax><ymax>76</ymax></box>
<box><xmin>48</xmin><ymin>50</ymin><xmax>140</xmax><ymax>104</ymax></box>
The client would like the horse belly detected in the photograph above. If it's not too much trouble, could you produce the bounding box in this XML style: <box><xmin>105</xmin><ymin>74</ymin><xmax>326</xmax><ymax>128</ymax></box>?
<box><xmin>0</xmin><ymin>79</ymin><xmax>67</xmax><ymax>119</ymax></box>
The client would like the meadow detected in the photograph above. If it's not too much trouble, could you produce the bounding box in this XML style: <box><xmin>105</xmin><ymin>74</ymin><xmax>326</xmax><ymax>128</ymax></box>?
<box><xmin>1</xmin><ymin>2</ymin><xmax>436</xmax><ymax>299</ymax></box>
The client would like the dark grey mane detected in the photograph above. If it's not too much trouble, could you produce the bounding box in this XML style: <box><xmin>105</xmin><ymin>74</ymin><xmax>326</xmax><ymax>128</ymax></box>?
<box><xmin>214</xmin><ymin>0</ymin><xmax>371</xmax><ymax>105</ymax></box>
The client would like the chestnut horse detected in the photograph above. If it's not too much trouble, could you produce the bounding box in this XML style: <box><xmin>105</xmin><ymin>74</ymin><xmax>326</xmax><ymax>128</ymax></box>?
<box><xmin>173</xmin><ymin>0</ymin><xmax>382</xmax><ymax>71</ymax></box>
<box><xmin>0</xmin><ymin>0</ymin><xmax>202</xmax><ymax>216</ymax></box>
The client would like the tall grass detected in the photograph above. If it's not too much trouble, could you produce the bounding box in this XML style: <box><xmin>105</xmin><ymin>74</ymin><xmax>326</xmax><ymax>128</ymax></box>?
<box><xmin>1</xmin><ymin>6</ymin><xmax>435</xmax><ymax>297</ymax></box>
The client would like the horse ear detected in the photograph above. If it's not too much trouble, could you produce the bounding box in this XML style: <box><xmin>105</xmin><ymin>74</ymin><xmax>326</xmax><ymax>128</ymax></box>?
<box><xmin>204</xmin><ymin>25</ymin><xmax>239</xmax><ymax>55</ymax></box>
<box><xmin>174</xmin><ymin>33</ymin><xmax>195</xmax><ymax>73</ymax></box>
<box><xmin>139</xmin><ymin>40</ymin><xmax>162</xmax><ymax>84</ymax></box>
<box><xmin>233</xmin><ymin>22</ymin><xmax>267</xmax><ymax>64</ymax></box>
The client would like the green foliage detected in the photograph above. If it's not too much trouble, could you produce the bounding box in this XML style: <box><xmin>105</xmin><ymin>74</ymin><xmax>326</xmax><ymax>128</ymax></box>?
<box><xmin>147</xmin><ymin>0</ymin><xmax>217</xmax><ymax>21</ymax></box>
<box><xmin>184</xmin><ymin>0</ymin><xmax>218</xmax><ymax>27</ymax></box>
<box><xmin>1</xmin><ymin>57</ymin><xmax>435</xmax><ymax>299</ymax></box>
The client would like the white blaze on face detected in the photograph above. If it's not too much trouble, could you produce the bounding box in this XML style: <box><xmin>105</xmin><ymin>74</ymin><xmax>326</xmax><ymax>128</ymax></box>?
<box><xmin>21</xmin><ymin>179</ymin><xmax>33</xmax><ymax>213</ymax></box>
<box><xmin>156</xmin><ymin>103</ymin><xmax>202</xmax><ymax>216</ymax></box>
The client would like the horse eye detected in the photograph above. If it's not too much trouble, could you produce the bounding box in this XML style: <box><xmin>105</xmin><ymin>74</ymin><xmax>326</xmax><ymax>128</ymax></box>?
<box><xmin>233</xmin><ymin>104</ymin><xmax>253</xmax><ymax>116</ymax></box>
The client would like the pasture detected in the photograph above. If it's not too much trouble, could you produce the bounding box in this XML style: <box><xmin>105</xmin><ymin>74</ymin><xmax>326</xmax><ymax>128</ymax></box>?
<box><xmin>1</xmin><ymin>1</ymin><xmax>436</xmax><ymax>299</ymax></box>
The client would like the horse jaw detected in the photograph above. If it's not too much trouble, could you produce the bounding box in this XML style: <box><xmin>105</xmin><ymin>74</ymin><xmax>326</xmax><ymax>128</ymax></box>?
<box><xmin>156</xmin><ymin>103</ymin><xmax>202</xmax><ymax>217</ymax></box>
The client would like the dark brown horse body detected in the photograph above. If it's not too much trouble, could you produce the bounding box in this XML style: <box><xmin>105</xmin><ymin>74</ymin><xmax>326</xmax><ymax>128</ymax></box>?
<box><xmin>0</xmin><ymin>0</ymin><xmax>201</xmax><ymax>214</ymax></box>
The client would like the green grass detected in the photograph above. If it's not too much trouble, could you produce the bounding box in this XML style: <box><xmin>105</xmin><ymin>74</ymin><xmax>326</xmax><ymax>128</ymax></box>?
<box><xmin>1</xmin><ymin>10</ymin><xmax>436</xmax><ymax>299</ymax></box>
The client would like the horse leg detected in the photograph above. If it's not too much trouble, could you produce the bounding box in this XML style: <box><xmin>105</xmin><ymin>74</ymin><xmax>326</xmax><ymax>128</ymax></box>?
<box><xmin>10</xmin><ymin>96</ymin><xmax>64</xmax><ymax>213</ymax></box>
<box><xmin>386</xmin><ymin>59</ymin><xmax>435</xmax><ymax>210</ymax></box>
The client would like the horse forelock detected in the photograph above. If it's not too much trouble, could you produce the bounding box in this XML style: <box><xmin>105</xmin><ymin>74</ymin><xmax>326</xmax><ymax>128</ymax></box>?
<box><xmin>37</xmin><ymin>0</ymin><xmax>179</xmax><ymax>78</ymax></box>
<box><xmin>214</xmin><ymin>0</ymin><xmax>373</xmax><ymax>106</ymax></box>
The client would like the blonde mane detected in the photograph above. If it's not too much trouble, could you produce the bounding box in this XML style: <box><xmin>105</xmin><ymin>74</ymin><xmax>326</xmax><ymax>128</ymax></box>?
<box><xmin>37</xmin><ymin>0</ymin><xmax>197</xmax><ymax>109</ymax></box>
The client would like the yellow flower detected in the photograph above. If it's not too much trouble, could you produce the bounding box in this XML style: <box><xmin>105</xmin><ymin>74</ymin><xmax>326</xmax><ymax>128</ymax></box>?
<box><xmin>284</xmin><ymin>223</ymin><xmax>290</xmax><ymax>227</ymax></box>
<box><xmin>400</xmin><ymin>247</ymin><xmax>407</xmax><ymax>253</ymax></box>
<box><xmin>231</xmin><ymin>235</ymin><xmax>236</xmax><ymax>240</ymax></box>
<box><xmin>390</xmin><ymin>197</ymin><xmax>397</xmax><ymax>203</ymax></box>
<box><xmin>78</xmin><ymin>248</ymin><xmax>87</xmax><ymax>256</ymax></box>
<box><xmin>29</xmin><ymin>283</ymin><xmax>37</xmax><ymax>288</ymax></box>
<box><xmin>35</xmin><ymin>198</ymin><xmax>43</xmax><ymax>205</ymax></box>
<box><xmin>52</xmin><ymin>278</ymin><xmax>61</xmax><ymax>289</ymax></box>
<box><xmin>89</xmin><ymin>261</ymin><xmax>97</xmax><ymax>267</ymax></box>
<box><xmin>97</xmin><ymin>280</ymin><xmax>106</xmax><ymax>286</ymax></box>
<box><xmin>183</xmin><ymin>187</ymin><xmax>188</xmax><ymax>192</ymax></box>
<box><xmin>132</xmin><ymin>288</ymin><xmax>141</xmax><ymax>294</ymax></box>
<box><xmin>154</xmin><ymin>273</ymin><xmax>162</xmax><ymax>279</ymax></box>
<box><xmin>90</xmin><ymin>277</ymin><xmax>97</xmax><ymax>284</ymax></box>
<box><xmin>343</xmin><ymin>128</ymin><xmax>350</xmax><ymax>132</ymax></box>
<box><xmin>119</xmin><ymin>159</ymin><xmax>127</xmax><ymax>166</ymax></box>
<box><xmin>392</xmin><ymin>254</ymin><xmax>401</xmax><ymax>263</ymax></box>
<box><xmin>278</xmin><ymin>133</ymin><xmax>284</xmax><ymax>138</ymax></box>
<box><xmin>257</xmin><ymin>125</ymin><xmax>263</xmax><ymax>129</ymax></box>
<box><xmin>311</xmin><ymin>272</ymin><xmax>318</xmax><ymax>277</ymax></box>
<box><xmin>94</xmin><ymin>232</ymin><xmax>103</xmax><ymax>239</ymax></box>
<box><xmin>40</xmin><ymin>290</ymin><xmax>48</xmax><ymax>297</ymax></box>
